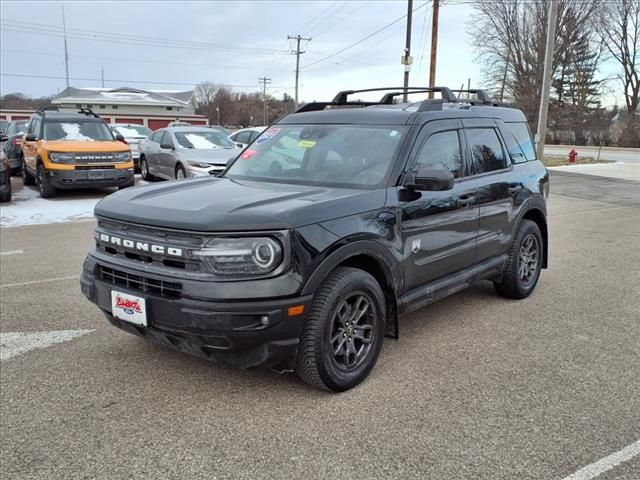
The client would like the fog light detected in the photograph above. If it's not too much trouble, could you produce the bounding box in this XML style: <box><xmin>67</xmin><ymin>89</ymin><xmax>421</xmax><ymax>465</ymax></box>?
<box><xmin>260</xmin><ymin>315</ymin><xmax>269</xmax><ymax>326</ymax></box>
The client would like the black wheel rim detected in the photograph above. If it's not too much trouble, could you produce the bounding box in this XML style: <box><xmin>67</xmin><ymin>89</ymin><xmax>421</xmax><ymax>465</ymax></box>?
<box><xmin>329</xmin><ymin>292</ymin><xmax>377</xmax><ymax>371</ymax></box>
<box><xmin>518</xmin><ymin>234</ymin><xmax>539</xmax><ymax>286</ymax></box>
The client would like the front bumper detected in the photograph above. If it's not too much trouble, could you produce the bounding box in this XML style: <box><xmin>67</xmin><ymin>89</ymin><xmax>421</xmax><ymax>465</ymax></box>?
<box><xmin>46</xmin><ymin>168</ymin><xmax>134</xmax><ymax>189</ymax></box>
<box><xmin>80</xmin><ymin>255</ymin><xmax>312</xmax><ymax>370</ymax></box>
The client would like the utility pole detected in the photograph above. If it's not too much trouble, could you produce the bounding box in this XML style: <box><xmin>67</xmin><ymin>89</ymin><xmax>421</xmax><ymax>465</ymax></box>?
<box><xmin>101</xmin><ymin>67</ymin><xmax>104</xmax><ymax>88</ymax></box>
<box><xmin>258</xmin><ymin>77</ymin><xmax>271</xmax><ymax>125</ymax></box>
<box><xmin>535</xmin><ymin>0</ymin><xmax>559</xmax><ymax>161</ymax></box>
<box><xmin>62</xmin><ymin>3</ymin><xmax>70</xmax><ymax>90</ymax></box>
<box><xmin>428</xmin><ymin>0</ymin><xmax>440</xmax><ymax>98</ymax></box>
<box><xmin>287</xmin><ymin>34</ymin><xmax>311</xmax><ymax>111</ymax></box>
<box><xmin>402</xmin><ymin>0</ymin><xmax>413</xmax><ymax>102</ymax></box>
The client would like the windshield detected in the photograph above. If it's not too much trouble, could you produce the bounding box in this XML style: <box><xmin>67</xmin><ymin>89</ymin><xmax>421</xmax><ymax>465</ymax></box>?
<box><xmin>114</xmin><ymin>125</ymin><xmax>151</xmax><ymax>137</ymax></box>
<box><xmin>43</xmin><ymin>121</ymin><xmax>115</xmax><ymax>141</ymax></box>
<box><xmin>225</xmin><ymin>125</ymin><xmax>407</xmax><ymax>188</ymax></box>
<box><xmin>174</xmin><ymin>130</ymin><xmax>235</xmax><ymax>149</ymax></box>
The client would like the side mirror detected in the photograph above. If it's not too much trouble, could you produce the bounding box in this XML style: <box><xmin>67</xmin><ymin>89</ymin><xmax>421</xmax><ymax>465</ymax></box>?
<box><xmin>0</xmin><ymin>135</ymin><xmax>8</xmax><ymax>142</ymax></box>
<box><xmin>115</xmin><ymin>134</ymin><xmax>126</xmax><ymax>143</ymax></box>
<box><xmin>160</xmin><ymin>143</ymin><xmax>174</xmax><ymax>150</ymax></box>
<box><xmin>405</xmin><ymin>165</ymin><xmax>454</xmax><ymax>191</ymax></box>
<box><xmin>236</xmin><ymin>143</ymin><xmax>244</xmax><ymax>149</ymax></box>
<box><xmin>24</xmin><ymin>134</ymin><xmax>37</xmax><ymax>142</ymax></box>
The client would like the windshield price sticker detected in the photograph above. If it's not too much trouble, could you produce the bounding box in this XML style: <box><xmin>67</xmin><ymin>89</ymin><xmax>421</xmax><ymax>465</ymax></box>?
<box><xmin>297</xmin><ymin>140</ymin><xmax>317</xmax><ymax>148</ymax></box>
<box><xmin>256</xmin><ymin>128</ymin><xmax>281</xmax><ymax>145</ymax></box>
<box><xmin>241</xmin><ymin>149</ymin><xmax>257</xmax><ymax>160</ymax></box>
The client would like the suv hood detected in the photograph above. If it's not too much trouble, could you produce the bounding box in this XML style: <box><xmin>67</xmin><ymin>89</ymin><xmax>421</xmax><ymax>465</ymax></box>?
<box><xmin>42</xmin><ymin>140</ymin><xmax>129</xmax><ymax>153</ymax></box>
<box><xmin>95</xmin><ymin>177</ymin><xmax>386</xmax><ymax>231</ymax></box>
<box><xmin>176</xmin><ymin>148</ymin><xmax>238</xmax><ymax>165</ymax></box>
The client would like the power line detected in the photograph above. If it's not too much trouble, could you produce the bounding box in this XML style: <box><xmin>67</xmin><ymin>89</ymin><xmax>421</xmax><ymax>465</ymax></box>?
<box><xmin>302</xmin><ymin>1</ymin><xmax>429</xmax><ymax>70</ymax></box>
<box><xmin>312</xmin><ymin>1</ymin><xmax>372</xmax><ymax>38</ymax></box>
<box><xmin>0</xmin><ymin>72</ymin><xmax>291</xmax><ymax>90</ymax></box>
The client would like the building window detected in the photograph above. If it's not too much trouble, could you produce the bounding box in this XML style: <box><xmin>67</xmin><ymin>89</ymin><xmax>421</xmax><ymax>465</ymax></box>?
<box><xmin>99</xmin><ymin>105</ymin><xmax>106</xmax><ymax>109</ymax></box>
<box><xmin>86</xmin><ymin>104</ymin><xmax>93</xmax><ymax>109</ymax></box>
<box><xmin>76</xmin><ymin>104</ymin><xmax>81</xmax><ymax>108</ymax></box>
<box><xmin>166</xmin><ymin>106</ymin><xmax>173</xmax><ymax>111</ymax></box>
<box><xmin>112</xmin><ymin>105</ymin><xmax>118</xmax><ymax>109</ymax></box>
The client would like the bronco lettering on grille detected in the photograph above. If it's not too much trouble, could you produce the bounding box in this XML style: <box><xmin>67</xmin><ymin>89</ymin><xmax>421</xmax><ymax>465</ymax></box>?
<box><xmin>99</xmin><ymin>233</ymin><xmax>183</xmax><ymax>257</ymax></box>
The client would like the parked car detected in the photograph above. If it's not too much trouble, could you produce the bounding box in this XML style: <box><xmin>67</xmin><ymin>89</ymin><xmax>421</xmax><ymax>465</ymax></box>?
<box><xmin>21</xmin><ymin>108</ymin><xmax>134</xmax><ymax>198</ymax></box>
<box><xmin>110</xmin><ymin>123</ymin><xmax>152</xmax><ymax>169</ymax></box>
<box><xmin>138</xmin><ymin>126</ymin><xmax>239</xmax><ymax>180</ymax></box>
<box><xmin>229</xmin><ymin>126</ymin><xmax>267</xmax><ymax>148</ymax></box>
<box><xmin>0</xmin><ymin>150</ymin><xmax>11</xmax><ymax>202</ymax></box>
<box><xmin>81</xmin><ymin>86</ymin><xmax>549</xmax><ymax>392</ymax></box>
<box><xmin>0</xmin><ymin>120</ymin><xmax>29</xmax><ymax>175</ymax></box>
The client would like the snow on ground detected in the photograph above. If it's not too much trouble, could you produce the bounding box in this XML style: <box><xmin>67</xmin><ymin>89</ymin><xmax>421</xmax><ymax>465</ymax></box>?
<box><xmin>547</xmin><ymin>161</ymin><xmax>640</xmax><ymax>182</ymax></box>
<box><xmin>0</xmin><ymin>176</ymin><xmax>150</xmax><ymax>228</ymax></box>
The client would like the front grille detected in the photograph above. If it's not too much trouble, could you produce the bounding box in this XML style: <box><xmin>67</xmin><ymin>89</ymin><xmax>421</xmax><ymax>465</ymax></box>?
<box><xmin>74</xmin><ymin>153</ymin><xmax>127</xmax><ymax>163</ymax></box>
<box><xmin>75</xmin><ymin>165</ymin><xmax>115</xmax><ymax>170</ymax></box>
<box><xmin>99</xmin><ymin>265</ymin><xmax>182</xmax><ymax>299</ymax></box>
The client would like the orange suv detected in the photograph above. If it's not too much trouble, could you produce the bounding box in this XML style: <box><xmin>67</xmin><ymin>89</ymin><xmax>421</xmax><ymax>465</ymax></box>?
<box><xmin>21</xmin><ymin>108</ymin><xmax>134</xmax><ymax>198</ymax></box>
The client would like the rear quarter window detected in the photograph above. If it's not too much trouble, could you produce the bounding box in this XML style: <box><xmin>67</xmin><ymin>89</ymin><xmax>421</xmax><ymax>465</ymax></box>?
<box><xmin>506</xmin><ymin>122</ymin><xmax>536</xmax><ymax>162</ymax></box>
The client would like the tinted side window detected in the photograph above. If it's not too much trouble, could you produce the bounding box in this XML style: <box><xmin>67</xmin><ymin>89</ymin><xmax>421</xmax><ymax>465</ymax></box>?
<box><xmin>33</xmin><ymin>119</ymin><xmax>42</xmax><ymax>138</ymax></box>
<box><xmin>235</xmin><ymin>131</ymin><xmax>251</xmax><ymax>144</ymax></box>
<box><xmin>150</xmin><ymin>131</ymin><xmax>162</xmax><ymax>143</ymax></box>
<box><xmin>160</xmin><ymin>132</ymin><xmax>173</xmax><ymax>147</ymax></box>
<box><xmin>414</xmin><ymin>130</ymin><xmax>463</xmax><ymax>178</ymax></box>
<box><xmin>467</xmin><ymin>128</ymin><xmax>508</xmax><ymax>173</ymax></box>
<box><xmin>506</xmin><ymin>122</ymin><xmax>536</xmax><ymax>161</ymax></box>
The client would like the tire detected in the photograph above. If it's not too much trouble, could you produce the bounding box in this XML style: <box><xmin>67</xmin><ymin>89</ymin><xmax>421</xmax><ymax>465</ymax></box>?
<box><xmin>140</xmin><ymin>156</ymin><xmax>153</xmax><ymax>181</ymax></box>
<box><xmin>21</xmin><ymin>158</ymin><xmax>35</xmax><ymax>186</ymax></box>
<box><xmin>36</xmin><ymin>162</ymin><xmax>56</xmax><ymax>198</ymax></box>
<box><xmin>296</xmin><ymin>267</ymin><xmax>386</xmax><ymax>392</ymax></box>
<box><xmin>494</xmin><ymin>219</ymin><xmax>543</xmax><ymax>299</ymax></box>
<box><xmin>175</xmin><ymin>164</ymin><xmax>186</xmax><ymax>180</ymax></box>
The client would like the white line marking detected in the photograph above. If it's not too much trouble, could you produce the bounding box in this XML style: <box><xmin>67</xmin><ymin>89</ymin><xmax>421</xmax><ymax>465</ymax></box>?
<box><xmin>0</xmin><ymin>275</ymin><xmax>80</xmax><ymax>288</ymax></box>
<box><xmin>0</xmin><ymin>250</ymin><xmax>24</xmax><ymax>256</ymax></box>
<box><xmin>560</xmin><ymin>439</ymin><xmax>640</xmax><ymax>480</ymax></box>
<box><xmin>0</xmin><ymin>329</ymin><xmax>94</xmax><ymax>361</ymax></box>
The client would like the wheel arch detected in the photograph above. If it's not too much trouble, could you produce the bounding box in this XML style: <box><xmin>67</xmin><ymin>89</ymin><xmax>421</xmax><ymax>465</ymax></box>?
<box><xmin>521</xmin><ymin>207</ymin><xmax>548</xmax><ymax>268</ymax></box>
<box><xmin>301</xmin><ymin>240</ymin><xmax>401</xmax><ymax>338</ymax></box>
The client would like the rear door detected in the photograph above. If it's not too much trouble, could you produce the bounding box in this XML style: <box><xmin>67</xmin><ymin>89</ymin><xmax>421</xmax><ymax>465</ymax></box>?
<box><xmin>157</xmin><ymin>131</ymin><xmax>176</xmax><ymax>179</ymax></box>
<box><xmin>462</xmin><ymin>120</ymin><xmax>524</xmax><ymax>264</ymax></box>
<box><xmin>146</xmin><ymin>131</ymin><xmax>164</xmax><ymax>177</ymax></box>
<box><xmin>399</xmin><ymin>120</ymin><xmax>479</xmax><ymax>291</ymax></box>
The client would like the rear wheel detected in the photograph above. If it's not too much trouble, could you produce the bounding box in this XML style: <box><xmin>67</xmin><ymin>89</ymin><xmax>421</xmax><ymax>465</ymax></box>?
<box><xmin>494</xmin><ymin>219</ymin><xmax>543</xmax><ymax>299</ymax></box>
<box><xmin>21</xmin><ymin>158</ymin><xmax>35</xmax><ymax>185</ymax></box>
<box><xmin>175</xmin><ymin>164</ymin><xmax>186</xmax><ymax>180</ymax></box>
<box><xmin>37</xmin><ymin>163</ymin><xmax>56</xmax><ymax>198</ymax></box>
<box><xmin>140</xmin><ymin>156</ymin><xmax>152</xmax><ymax>181</ymax></box>
<box><xmin>296</xmin><ymin>267</ymin><xmax>386</xmax><ymax>392</ymax></box>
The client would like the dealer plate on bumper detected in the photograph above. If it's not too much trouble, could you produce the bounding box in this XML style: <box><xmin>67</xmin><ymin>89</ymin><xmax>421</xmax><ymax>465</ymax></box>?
<box><xmin>111</xmin><ymin>291</ymin><xmax>147</xmax><ymax>326</ymax></box>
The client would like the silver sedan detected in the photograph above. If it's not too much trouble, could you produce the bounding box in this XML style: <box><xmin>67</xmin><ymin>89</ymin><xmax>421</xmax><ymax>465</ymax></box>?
<box><xmin>138</xmin><ymin>127</ymin><xmax>239</xmax><ymax>180</ymax></box>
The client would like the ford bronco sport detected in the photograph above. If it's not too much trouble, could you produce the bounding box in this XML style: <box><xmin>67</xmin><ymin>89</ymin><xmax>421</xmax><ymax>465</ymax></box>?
<box><xmin>81</xmin><ymin>87</ymin><xmax>549</xmax><ymax>392</ymax></box>
<box><xmin>21</xmin><ymin>108</ymin><xmax>134</xmax><ymax>198</ymax></box>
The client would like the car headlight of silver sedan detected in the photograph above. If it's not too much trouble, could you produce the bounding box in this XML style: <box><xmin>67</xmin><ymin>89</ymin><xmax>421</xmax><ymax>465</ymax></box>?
<box><xmin>192</xmin><ymin>237</ymin><xmax>284</xmax><ymax>276</ymax></box>
<box><xmin>187</xmin><ymin>160</ymin><xmax>212</xmax><ymax>169</ymax></box>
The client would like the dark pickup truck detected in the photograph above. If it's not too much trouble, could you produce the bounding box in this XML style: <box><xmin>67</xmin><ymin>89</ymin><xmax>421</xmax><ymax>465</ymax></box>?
<box><xmin>81</xmin><ymin>87</ymin><xmax>549</xmax><ymax>392</ymax></box>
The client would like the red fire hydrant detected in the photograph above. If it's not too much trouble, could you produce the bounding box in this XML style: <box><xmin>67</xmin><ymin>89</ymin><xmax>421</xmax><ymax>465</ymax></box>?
<box><xmin>569</xmin><ymin>149</ymin><xmax>577</xmax><ymax>163</ymax></box>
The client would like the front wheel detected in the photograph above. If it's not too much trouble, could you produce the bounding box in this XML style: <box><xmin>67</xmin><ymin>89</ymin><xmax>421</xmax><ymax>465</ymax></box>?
<box><xmin>494</xmin><ymin>219</ymin><xmax>543</xmax><ymax>299</ymax></box>
<box><xmin>37</xmin><ymin>163</ymin><xmax>56</xmax><ymax>198</ymax></box>
<box><xmin>140</xmin><ymin>156</ymin><xmax>153</xmax><ymax>181</ymax></box>
<box><xmin>175</xmin><ymin>164</ymin><xmax>186</xmax><ymax>180</ymax></box>
<box><xmin>296</xmin><ymin>267</ymin><xmax>386</xmax><ymax>392</ymax></box>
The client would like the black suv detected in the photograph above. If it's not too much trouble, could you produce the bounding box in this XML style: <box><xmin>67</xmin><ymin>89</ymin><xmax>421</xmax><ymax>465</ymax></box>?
<box><xmin>81</xmin><ymin>87</ymin><xmax>549</xmax><ymax>392</ymax></box>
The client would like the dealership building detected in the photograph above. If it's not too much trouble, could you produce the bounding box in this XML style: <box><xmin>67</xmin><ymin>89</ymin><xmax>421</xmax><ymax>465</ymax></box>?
<box><xmin>0</xmin><ymin>87</ymin><xmax>208</xmax><ymax>130</ymax></box>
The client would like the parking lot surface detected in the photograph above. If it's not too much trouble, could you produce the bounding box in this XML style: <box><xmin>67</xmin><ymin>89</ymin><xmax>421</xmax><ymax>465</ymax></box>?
<box><xmin>1</xmin><ymin>172</ymin><xmax>639</xmax><ymax>480</ymax></box>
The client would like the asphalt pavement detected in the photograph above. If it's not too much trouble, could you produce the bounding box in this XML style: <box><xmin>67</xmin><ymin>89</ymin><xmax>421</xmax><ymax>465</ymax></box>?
<box><xmin>1</xmin><ymin>171</ymin><xmax>639</xmax><ymax>480</ymax></box>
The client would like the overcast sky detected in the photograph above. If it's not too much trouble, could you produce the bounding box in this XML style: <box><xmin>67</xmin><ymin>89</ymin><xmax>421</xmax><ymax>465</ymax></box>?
<box><xmin>0</xmin><ymin>0</ymin><xmax>621</xmax><ymax>106</ymax></box>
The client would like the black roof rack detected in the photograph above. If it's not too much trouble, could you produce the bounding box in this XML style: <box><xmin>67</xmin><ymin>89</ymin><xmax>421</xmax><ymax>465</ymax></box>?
<box><xmin>35</xmin><ymin>106</ymin><xmax>101</xmax><ymax>119</ymax></box>
<box><xmin>451</xmin><ymin>89</ymin><xmax>494</xmax><ymax>105</ymax></box>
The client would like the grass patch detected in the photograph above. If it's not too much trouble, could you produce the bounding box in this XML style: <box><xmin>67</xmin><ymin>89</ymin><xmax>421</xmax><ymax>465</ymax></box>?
<box><xmin>542</xmin><ymin>155</ymin><xmax>615</xmax><ymax>167</ymax></box>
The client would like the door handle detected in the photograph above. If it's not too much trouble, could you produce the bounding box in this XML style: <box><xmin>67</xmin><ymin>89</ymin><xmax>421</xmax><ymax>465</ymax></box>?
<box><xmin>508</xmin><ymin>186</ymin><xmax>523</xmax><ymax>195</ymax></box>
<box><xmin>456</xmin><ymin>194</ymin><xmax>476</xmax><ymax>207</ymax></box>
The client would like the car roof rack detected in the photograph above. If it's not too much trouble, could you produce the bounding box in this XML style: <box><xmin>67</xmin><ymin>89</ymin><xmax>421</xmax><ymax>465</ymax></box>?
<box><xmin>296</xmin><ymin>86</ymin><xmax>458</xmax><ymax>113</ymax></box>
<box><xmin>35</xmin><ymin>106</ymin><xmax>101</xmax><ymax>119</ymax></box>
<box><xmin>35</xmin><ymin>106</ymin><xmax>60</xmax><ymax>115</ymax></box>
<box><xmin>78</xmin><ymin>107</ymin><xmax>100</xmax><ymax>118</ymax></box>
<box><xmin>451</xmin><ymin>89</ymin><xmax>493</xmax><ymax>105</ymax></box>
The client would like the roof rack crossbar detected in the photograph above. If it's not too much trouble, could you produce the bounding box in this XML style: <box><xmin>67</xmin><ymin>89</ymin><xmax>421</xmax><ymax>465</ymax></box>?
<box><xmin>295</xmin><ymin>101</ymin><xmax>382</xmax><ymax>113</ymax></box>
<box><xmin>451</xmin><ymin>89</ymin><xmax>493</xmax><ymax>105</ymax></box>
<box><xmin>35</xmin><ymin>106</ymin><xmax>60</xmax><ymax>115</ymax></box>
<box><xmin>78</xmin><ymin>107</ymin><xmax>100</xmax><ymax>118</ymax></box>
<box><xmin>332</xmin><ymin>86</ymin><xmax>458</xmax><ymax>104</ymax></box>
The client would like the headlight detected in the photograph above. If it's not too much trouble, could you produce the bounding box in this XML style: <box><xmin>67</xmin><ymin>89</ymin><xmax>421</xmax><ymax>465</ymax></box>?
<box><xmin>48</xmin><ymin>152</ymin><xmax>76</xmax><ymax>163</ymax></box>
<box><xmin>187</xmin><ymin>160</ymin><xmax>211</xmax><ymax>168</ymax></box>
<box><xmin>192</xmin><ymin>237</ymin><xmax>283</xmax><ymax>275</ymax></box>
<box><xmin>113</xmin><ymin>152</ymin><xmax>131</xmax><ymax>162</ymax></box>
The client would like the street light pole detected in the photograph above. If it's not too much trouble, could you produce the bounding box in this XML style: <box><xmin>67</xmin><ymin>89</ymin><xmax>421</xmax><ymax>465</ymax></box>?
<box><xmin>535</xmin><ymin>0</ymin><xmax>559</xmax><ymax>161</ymax></box>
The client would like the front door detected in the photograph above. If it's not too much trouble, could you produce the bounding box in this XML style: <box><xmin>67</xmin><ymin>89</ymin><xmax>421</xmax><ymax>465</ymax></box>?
<box><xmin>399</xmin><ymin>120</ymin><xmax>479</xmax><ymax>292</ymax></box>
<box><xmin>22</xmin><ymin>118</ymin><xmax>40</xmax><ymax>172</ymax></box>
